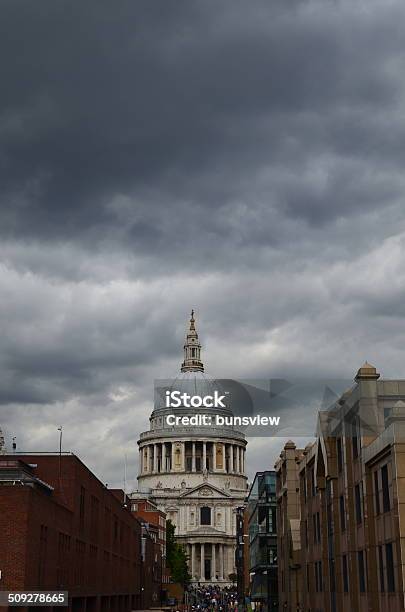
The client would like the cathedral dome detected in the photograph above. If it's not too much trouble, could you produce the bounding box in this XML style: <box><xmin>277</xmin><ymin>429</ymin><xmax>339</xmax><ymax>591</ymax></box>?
<box><xmin>169</xmin><ymin>370</ymin><xmax>227</xmax><ymax>407</ymax></box>
<box><xmin>152</xmin><ymin>311</ymin><xmax>232</xmax><ymax>417</ymax></box>
<box><xmin>135</xmin><ymin>311</ymin><xmax>247</xmax><ymax>586</ymax></box>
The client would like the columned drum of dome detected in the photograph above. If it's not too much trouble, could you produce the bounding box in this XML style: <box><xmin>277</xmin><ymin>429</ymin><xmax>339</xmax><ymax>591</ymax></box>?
<box><xmin>132</xmin><ymin>311</ymin><xmax>248</xmax><ymax>585</ymax></box>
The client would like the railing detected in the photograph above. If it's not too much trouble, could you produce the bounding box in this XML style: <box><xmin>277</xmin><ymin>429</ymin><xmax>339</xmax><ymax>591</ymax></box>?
<box><xmin>139</xmin><ymin>427</ymin><xmax>246</xmax><ymax>440</ymax></box>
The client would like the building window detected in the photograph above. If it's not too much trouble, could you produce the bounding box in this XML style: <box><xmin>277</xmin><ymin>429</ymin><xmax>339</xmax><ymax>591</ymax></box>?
<box><xmin>382</xmin><ymin>464</ymin><xmax>390</xmax><ymax>513</ymax></box>
<box><xmin>358</xmin><ymin>551</ymin><xmax>366</xmax><ymax>593</ymax></box>
<box><xmin>306</xmin><ymin>473</ymin><xmax>311</xmax><ymax>500</ymax></box>
<box><xmin>315</xmin><ymin>561</ymin><xmax>323</xmax><ymax>592</ymax></box>
<box><xmin>378</xmin><ymin>545</ymin><xmax>384</xmax><ymax>593</ymax></box>
<box><xmin>312</xmin><ymin>513</ymin><xmax>321</xmax><ymax>544</ymax></box>
<box><xmin>386</xmin><ymin>542</ymin><xmax>395</xmax><ymax>592</ymax></box>
<box><xmin>337</xmin><ymin>437</ymin><xmax>343</xmax><ymax>473</ymax></box>
<box><xmin>302</xmin><ymin>474</ymin><xmax>307</xmax><ymax>503</ymax></box>
<box><xmin>38</xmin><ymin>525</ymin><xmax>48</xmax><ymax>586</ymax></box>
<box><xmin>339</xmin><ymin>495</ymin><xmax>346</xmax><ymax>532</ymax></box>
<box><xmin>315</xmin><ymin>562</ymin><xmax>318</xmax><ymax>592</ymax></box>
<box><xmin>200</xmin><ymin>506</ymin><xmax>211</xmax><ymax>525</ymax></box>
<box><xmin>90</xmin><ymin>495</ymin><xmax>99</xmax><ymax>538</ymax></box>
<box><xmin>374</xmin><ymin>471</ymin><xmax>380</xmax><ymax>515</ymax></box>
<box><xmin>319</xmin><ymin>561</ymin><xmax>323</xmax><ymax>592</ymax></box>
<box><xmin>342</xmin><ymin>555</ymin><xmax>349</xmax><ymax>593</ymax></box>
<box><xmin>352</xmin><ymin>434</ymin><xmax>359</xmax><ymax>458</ymax></box>
<box><xmin>272</xmin><ymin>507</ymin><xmax>277</xmax><ymax>533</ymax></box>
<box><xmin>316</xmin><ymin>512</ymin><xmax>321</xmax><ymax>543</ymax></box>
<box><xmin>313</xmin><ymin>514</ymin><xmax>317</xmax><ymax>544</ymax></box>
<box><xmin>79</xmin><ymin>486</ymin><xmax>85</xmax><ymax>529</ymax></box>
<box><xmin>355</xmin><ymin>483</ymin><xmax>362</xmax><ymax>524</ymax></box>
<box><xmin>311</xmin><ymin>467</ymin><xmax>316</xmax><ymax>497</ymax></box>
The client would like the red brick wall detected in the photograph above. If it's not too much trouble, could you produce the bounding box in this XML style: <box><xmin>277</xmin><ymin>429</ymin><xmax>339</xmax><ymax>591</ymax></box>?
<box><xmin>0</xmin><ymin>455</ymin><xmax>144</xmax><ymax>612</ymax></box>
<box><xmin>0</xmin><ymin>487</ymin><xmax>30</xmax><ymax>590</ymax></box>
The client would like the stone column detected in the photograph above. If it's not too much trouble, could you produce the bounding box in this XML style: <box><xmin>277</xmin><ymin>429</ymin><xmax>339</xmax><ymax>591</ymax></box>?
<box><xmin>146</xmin><ymin>445</ymin><xmax>151</xmax><ymax>472</ymax></box>
<box><xmin>139</xmin><ymin>448</ymin><xmax>142</xmax><ymax>474</ymax></box>
<box><xmin>219</xmin><ymin>544</ymin><xmax>224</xmax><ymax>580</ymax></box>
<box><xmin>211</xmin><ymin>543</ymin><xmax>216</xmax><ymax>581</ymax></box>
<box><xmin>191</xmin><ymin>543</ymin><xmax>195</xmax><ymax>579</ymax></box>
<box><xmin>229</xmin><ymin>445</ymin><xmax>234</xmax><ymax>473</ymax></box>
<box><xmin>200</xmin><ymin>543</ymin><xmax>205</xmax><ymax>581</ymax></box>
<box><xmin>153</xmin><ymin>443</ymin><xmax>158</xmax><ymax>473</ymax></box>
<box><xmin>203</xmin><ymin>442</ymin><xmax>207</xmax><ymax>471</ymax></box>
<box><xmin>162</xmin><ymin>443</ymin><xmax>166</xmax><ymax>472</ymax></box>
<box><xmin>212</xmin><ymin>443</ymin><xmax>216</xmax><ymax>471</ymax></box>
<box><xmin>236</xmin><ymin>446</ymin><xmax>240</xmax><ymax>473</ymax></box>
<box><xmin>171</xmin><ymin>442</ymin><xmax>175</xmax><ymax>472</ymax></box>
<box><xmin>192</xmin><ymin>442</ymin><xmax>196</xmax><ymax>472</ymax></box>
<box><xmin>228</xmin><ymin>545</ymin><xmax>234</xmax><ymax>577</ymax></box>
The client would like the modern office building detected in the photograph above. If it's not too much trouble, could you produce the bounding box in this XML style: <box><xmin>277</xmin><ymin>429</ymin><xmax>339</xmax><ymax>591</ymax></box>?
<box><xmin>247</xmin><ymin>471</ymin><xmax>278</xmax><ymax>611</ymax></box>
<box><xmin>235</xmin><ymin>505</ymin><xmax>250</xmax><ymax>603</ymax></box>
<box><xmin>276</xmin><ymin>362</ymin><xmax>405</xmax><ymax>612</ymax></box>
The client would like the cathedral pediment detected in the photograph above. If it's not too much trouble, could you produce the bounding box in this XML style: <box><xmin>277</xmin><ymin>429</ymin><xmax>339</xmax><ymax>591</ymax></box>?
<box><xmin>187</xmin><ymin>525</ymin><xmax>224</xmax><ymax>535</ymax></box>
<box><xmin>179</xmin><ymin>482</ymin><xmax>231</xmax><ymax>499</ymax></box>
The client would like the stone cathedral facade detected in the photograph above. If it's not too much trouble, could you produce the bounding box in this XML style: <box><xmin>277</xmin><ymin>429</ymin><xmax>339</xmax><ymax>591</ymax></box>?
<box><xmin>132</xmin><ymin>312</ymin><xmax>248</xmax><ymax>585</ymax></box>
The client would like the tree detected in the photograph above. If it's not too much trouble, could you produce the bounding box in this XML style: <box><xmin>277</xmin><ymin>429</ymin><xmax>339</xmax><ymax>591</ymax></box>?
<box><xmin>166</xmin><ymin>519</ymin><xmax>191</xmax><ymax>585</ymax></box>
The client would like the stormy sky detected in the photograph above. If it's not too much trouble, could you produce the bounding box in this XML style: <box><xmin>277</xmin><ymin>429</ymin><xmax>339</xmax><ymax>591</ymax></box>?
<box><xmin>1</xmin><ymin>0</ymin><xmax>405</xmax><ymax>489</ymax></box>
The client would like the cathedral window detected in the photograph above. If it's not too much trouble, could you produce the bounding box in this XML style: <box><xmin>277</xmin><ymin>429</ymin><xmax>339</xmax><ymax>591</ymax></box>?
<box><xmin>200</xmin><ymin>506</ymin><xmax>211</xmax><ymax>525</ymax></box>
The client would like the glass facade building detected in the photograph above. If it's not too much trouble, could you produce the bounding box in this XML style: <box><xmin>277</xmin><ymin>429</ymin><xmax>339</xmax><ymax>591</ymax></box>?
<box><xmin>247</xmin><ymin>471</ymin><xmax>278</xmax><ymax>611</ymax></box>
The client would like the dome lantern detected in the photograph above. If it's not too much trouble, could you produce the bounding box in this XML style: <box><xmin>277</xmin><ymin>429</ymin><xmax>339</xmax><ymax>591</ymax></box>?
<box><xmin>181</xmin><ymin>310</ymin><xmax>204</xmax><ymax>373</ymax></box>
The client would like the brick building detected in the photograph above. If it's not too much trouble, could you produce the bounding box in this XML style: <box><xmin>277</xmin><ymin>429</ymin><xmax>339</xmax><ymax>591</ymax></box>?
<box><xmin>0</xmin><ymin>453</ymin><xmax>143</xmax><ymax>612</ymax></box>
<box><xmin>130</xmin><ymin>498</ymin><xmax>168</xmax><ymax>605</ymax></box>
<box><xmin>130</xmin><ymin>498</ymin><xmax>166</xmax><ymax>560</ymax></box>
<box><xmin>275</xmin><ymin>363</ymin><xmax>405</xmax><ymax>612</ymax></box>
<box><xmin>275</xmin><ymin>442</ymin><xmax>304</xmax><ymax>611</ymax></box>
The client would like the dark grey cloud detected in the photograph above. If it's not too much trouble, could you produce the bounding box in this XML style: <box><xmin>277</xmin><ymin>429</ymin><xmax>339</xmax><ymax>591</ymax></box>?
<box><xmin>1</xmin><ymin>0</ymin><xmax>405</xmax><ymax>482</ymax></box>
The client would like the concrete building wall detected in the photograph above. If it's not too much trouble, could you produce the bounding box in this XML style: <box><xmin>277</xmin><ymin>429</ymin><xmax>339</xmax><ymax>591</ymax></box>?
<box><xmin>275</xmin><ymin>364</ymin><xmax>405</xmax><ymax>612</ymax></box>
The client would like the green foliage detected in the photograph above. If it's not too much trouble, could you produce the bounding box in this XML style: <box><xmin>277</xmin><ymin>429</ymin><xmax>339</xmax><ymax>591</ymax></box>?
<box><xmin>166</xmin><ymin>519</ymin><xmax>191</xmax><ymax>585</ymax></box>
